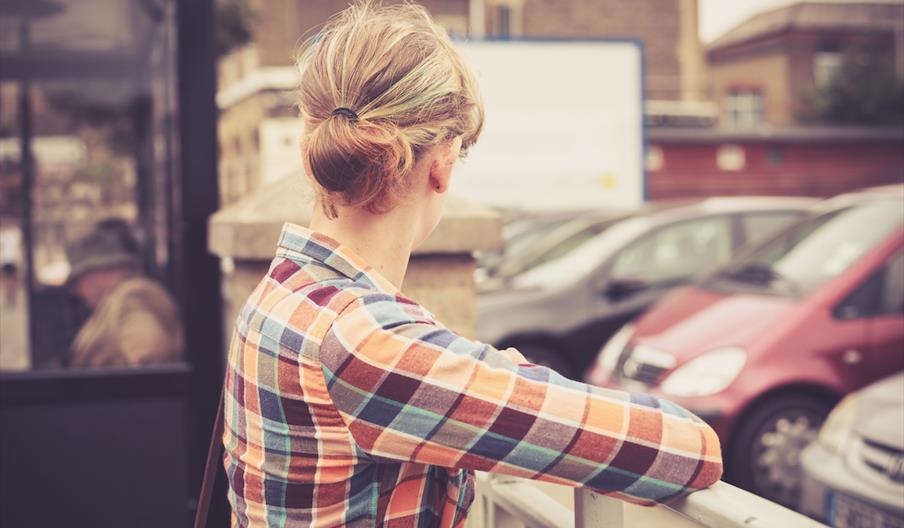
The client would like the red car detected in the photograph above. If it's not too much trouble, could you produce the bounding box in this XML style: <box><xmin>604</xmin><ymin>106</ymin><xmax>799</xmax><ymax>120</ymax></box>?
<box><xmin>587</xmin><ymin>185</ymin><xmax>904</xmax><ymax>508</ymax></box>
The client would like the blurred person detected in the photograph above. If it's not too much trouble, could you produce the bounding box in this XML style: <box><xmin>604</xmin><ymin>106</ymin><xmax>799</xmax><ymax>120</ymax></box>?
<box><xmin>0</xmin><ymin>224</ymin><xmax>21</xmax><ymax>308</ymax></box>
<box><xmin>221</xmin><ymin>3</ymin><xmax>723</xmax><ymax>527</ymax></box>
<box><xmin>66</xmin><ymin>219</ymin><xmax>183</xmax><ymax>368</ymax></box>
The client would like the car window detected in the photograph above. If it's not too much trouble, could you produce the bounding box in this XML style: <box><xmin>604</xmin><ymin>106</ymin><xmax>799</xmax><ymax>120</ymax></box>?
<box><xmin>502</xmin><ymin>219</ymin><xmax>621</xmax><ymax>277</ymax></box>
<box><xmin>512</xmin><ymin>217</ymin><xmax>652</xmax><ymax>290</ymax></box>
<box><xmin>723</xmin><ymin>201</ymin><xmax>904</xmax><ymax>297</ymax></box>
<box><xmin>742</xmin><ymin>212</ymin><xmax>801</xmax><ymax>246</ymax></box>
<box><xmin>836</xmin><ymin>248</ymin><xmax>904</xmax><ymax>319</ymax></box>
<box><xmin>610</xmin><ymin>216</ymin><xmax>732</xmax><ymax>285</ymax></box>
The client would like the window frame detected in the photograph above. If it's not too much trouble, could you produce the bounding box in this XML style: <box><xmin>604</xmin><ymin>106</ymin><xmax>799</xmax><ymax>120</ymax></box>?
<box><xmin>834</xmin><ymin>246</ymin><xmax>904</xmax><ymax>320</ymax></box>
<box><xmin>725</xmin><ymin>86</ymin><xmax>765</xmax><ymax>129</ymax></box>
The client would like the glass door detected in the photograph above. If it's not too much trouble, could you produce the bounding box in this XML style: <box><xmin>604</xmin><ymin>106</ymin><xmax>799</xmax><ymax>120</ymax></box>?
<box><xmin>0</xmin><ymin>2</ymin><xmax>220</xmax><ymax>526</ymax></box>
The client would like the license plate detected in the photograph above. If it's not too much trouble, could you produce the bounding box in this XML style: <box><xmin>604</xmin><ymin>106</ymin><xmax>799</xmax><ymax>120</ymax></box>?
<box><xmin>828</xmin><ymin>492</ymin><xmax>904</xmax><ymax>528</ymax></box>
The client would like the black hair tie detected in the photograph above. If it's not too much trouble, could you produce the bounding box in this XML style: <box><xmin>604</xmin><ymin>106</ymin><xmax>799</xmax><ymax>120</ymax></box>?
<box><xmin>332</xmin><ymin>107</ymin><xmax>359</xmax><ymax>121</ymax></box>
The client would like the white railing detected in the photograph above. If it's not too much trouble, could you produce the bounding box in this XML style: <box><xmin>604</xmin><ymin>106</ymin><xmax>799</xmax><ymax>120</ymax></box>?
<box><xmin>471</xmin><ymin>473</ymin><xmax>829</xmax><ymax>528</ymax></box>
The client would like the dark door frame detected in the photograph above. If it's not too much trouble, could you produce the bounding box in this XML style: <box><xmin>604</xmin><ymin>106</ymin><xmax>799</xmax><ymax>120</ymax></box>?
<box><xmin>176</xmin><ymin>0</ymin><xmax>227</xmax><ymax>523</ymax></box>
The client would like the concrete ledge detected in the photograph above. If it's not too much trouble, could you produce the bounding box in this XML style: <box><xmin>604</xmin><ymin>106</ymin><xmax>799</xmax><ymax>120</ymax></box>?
<box><xmin>208</xmin><ymin>175</ymin><xmax>503</xmax><ymax>259</ymax></box>
<box><xmin>478</xmin><ymin>475</ymin><xmax>829</xmax><ymax>528</ymax></box>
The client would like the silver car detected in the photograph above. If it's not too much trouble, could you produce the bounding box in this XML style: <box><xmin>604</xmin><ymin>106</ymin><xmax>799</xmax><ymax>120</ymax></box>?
<box><xmin>800</xmin><ymin>373</ymin><xmax>904</xmax><ymax>526</ymax></box>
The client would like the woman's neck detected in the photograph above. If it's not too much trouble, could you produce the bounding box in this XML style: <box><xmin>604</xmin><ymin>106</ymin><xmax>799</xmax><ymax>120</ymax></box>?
<box><xmin>309</xmin><ymin>202</ymin><xmax>420</xmax><ymax>289</ymax></box>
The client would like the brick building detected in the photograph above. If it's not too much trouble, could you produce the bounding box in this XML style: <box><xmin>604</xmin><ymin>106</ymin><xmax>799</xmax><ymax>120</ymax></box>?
<box><xmin>706</xmin><ymin>1</ymin><xmax>904</xmax><ymax>128</ymax></box>
<box><xmin>216</xmin><ymin>0</ymin><xmax>706</xmax><ymax>204</ymax></box>
<box><xmin>482</xmin><ymin>0</ymin><xmax>706</xmax><ymax>101</ymax></box>
<box><xmin>646</xmin><ymin>127</ymin><xmax>904</xmax><ymax>200</ymax></box>
<box><xmin>642</xmin><ymin>1</ymin><xmax>904</xmax><ymax>200</ymax></box>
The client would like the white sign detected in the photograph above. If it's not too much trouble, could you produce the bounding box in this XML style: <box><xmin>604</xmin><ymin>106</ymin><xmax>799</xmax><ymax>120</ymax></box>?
<box><xmin>450</xmin><ymin>40</ymin><xmax>644</xmax><ymax>211</ymax></box>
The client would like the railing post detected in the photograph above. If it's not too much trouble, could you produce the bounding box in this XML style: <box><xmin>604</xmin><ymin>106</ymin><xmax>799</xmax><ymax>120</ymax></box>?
<box><xmin>575</xmin><ymin>488</ymin><xmax>624</xmax><ymax>528</ymax></box>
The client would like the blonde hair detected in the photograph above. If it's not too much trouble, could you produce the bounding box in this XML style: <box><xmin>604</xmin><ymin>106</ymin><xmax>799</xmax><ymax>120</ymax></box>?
<box><xmin>296</xmin><ymin>1</ymin><xmax>484</xmax><ymax>216</ymax></box>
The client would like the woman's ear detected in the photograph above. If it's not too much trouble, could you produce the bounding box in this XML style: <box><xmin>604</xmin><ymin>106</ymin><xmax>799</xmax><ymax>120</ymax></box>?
<box><xmin>428</xmin><ymin>137</ymin><xmax>462</xmax><ymax>194</ymax></box>
<box><xmin>428</xmin><ymin>160</ymin><xmax>452</xmax><ymax>193</ymax></box>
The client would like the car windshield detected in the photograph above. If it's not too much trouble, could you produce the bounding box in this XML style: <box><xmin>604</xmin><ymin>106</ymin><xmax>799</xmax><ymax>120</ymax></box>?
<box><xmin>716</xmin><ymin>200</ymin><xmax>904</xmax><ymax>296</ymax></box>
<box><xmin>494</xmin><ymin>215</ymin><xmax>629</xmax><ymax>280</ymax></box>
<box><xmin>513</xmin><ymin>216</ymin><xmax>652</xmax><ymax>290</ymax></box>
<box><xmin>502</xmin><ymin>216</ymin><xmax>576</xmax><ymax>258</ymax></box>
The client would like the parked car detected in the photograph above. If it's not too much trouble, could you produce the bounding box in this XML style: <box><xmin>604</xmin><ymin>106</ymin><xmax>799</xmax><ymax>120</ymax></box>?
<box><xmin>799</xmin><ymin>373</ymin><xmax>904</xmax><ymax>526</ymax></box>
<box><xmin>478</xmin><ymin>210</ymin><xmax>634</xmax><ymax>292</ymax></box>
<box><xmin>477</xmin><ymin>197</ymin><xmax>813</xmax><ymax>377</ymax></box>
<box><xmin>587</xmin><ymin>185</ymin><xmax>904</xmax><ymax>508</ymax></box>
<box><xmin>475</xmin><ymin>208</ymin><xmax>600</xmax><ymax>285</ymax></box>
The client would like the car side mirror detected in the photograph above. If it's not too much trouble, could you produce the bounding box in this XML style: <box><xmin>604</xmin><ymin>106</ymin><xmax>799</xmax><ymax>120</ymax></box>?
<box><xmin>603</xmin><ymin>278</ymin><xmax>648</xmax><ymax>301</ymax></box>
<box><xmin>834</xmin><ymin>304</ymin><xmax>862</xmax><ymax>320</ymax></box>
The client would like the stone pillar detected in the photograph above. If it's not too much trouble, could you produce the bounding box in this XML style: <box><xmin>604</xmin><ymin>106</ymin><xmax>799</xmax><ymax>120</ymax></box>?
<box><xmin>208</xmin><ymin>175</ymin><xmax>502</xmax><ymax>345</ymax></box>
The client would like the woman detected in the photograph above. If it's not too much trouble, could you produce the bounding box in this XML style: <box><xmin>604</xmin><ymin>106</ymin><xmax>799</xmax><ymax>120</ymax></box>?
<box><xmin>222</xmin><ymin>3</ymin><xmax>723</xmax><ymax>526</ymax></box>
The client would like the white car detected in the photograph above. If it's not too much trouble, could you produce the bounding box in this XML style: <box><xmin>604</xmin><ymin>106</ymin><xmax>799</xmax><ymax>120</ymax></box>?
<box><xmin>799</xmin><ymin>373</ymin><xmax>904</xmax><ymax>526</ymax></box>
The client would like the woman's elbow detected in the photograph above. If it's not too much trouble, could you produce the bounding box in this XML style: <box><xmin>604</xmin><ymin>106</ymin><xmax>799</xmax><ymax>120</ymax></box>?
<box><xmin>687</xmin><ymin>421</ymin><xmax>724</xmax><ymax>490</ymax></box>
<box><xmin>689</xmin><ymin>456</ymin><xmax>723</xmax><ymax>491</ymax></box>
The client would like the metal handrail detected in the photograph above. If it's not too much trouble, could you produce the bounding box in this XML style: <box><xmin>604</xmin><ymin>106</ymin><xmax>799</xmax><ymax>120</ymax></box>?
<box><xmin>477</xmin><ymin>474</ymin><xmax>829</xmax><ymax>528</ymax></box>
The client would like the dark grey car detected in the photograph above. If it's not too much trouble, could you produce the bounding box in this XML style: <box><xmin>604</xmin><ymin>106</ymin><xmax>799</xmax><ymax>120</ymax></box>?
<box><xmin>476</xmin><ymin>197</ymin><xmax>815</xmax><ymax>378</ymax></box>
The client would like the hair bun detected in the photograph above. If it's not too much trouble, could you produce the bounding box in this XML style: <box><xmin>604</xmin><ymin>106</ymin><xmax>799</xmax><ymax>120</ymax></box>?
<box><xmin>306</xmin><ymin>115</ymin><xmax>414</xmax><ymax>213</ymax></box>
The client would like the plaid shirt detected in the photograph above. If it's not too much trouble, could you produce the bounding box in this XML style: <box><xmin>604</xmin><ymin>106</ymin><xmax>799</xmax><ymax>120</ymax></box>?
<box><xmin>222</xmin><ymin>223</ymin><xmax>723</xmax><ymax>527</ymax></box>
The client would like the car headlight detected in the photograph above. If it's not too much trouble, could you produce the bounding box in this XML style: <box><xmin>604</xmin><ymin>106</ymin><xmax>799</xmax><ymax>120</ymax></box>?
<box><xmin>817</xmin><ymin>394</ymin><xmax>858</xmax><ymax>454</ymax></box>
<box><xmin>661</xmin><ymin>347</ymin><xmax>747</xmax><ymax>397</ymax></box>
<box><xmin>595</xmin><ymin>324</ymin><xmax>635</xmax><ymax>379</ymax></box>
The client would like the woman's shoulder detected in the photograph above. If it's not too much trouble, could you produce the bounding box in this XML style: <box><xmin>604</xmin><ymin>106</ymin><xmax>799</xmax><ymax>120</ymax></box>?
<box><xmin>238</xmin><ymin>256</ymin><xmax>437</xmax><ymax>348</ymax></box>
<box><xmin>329</xmin><ymin>284</ymin><xmax>438</xmax><ymax>331</ymax></box>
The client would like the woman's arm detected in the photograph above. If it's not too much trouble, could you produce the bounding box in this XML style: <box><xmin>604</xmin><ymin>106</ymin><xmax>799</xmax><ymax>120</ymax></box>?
<box><xmin>320</xmin><ymin>292</ymin><xmax>723</xmax><ymax>504</ymax></box>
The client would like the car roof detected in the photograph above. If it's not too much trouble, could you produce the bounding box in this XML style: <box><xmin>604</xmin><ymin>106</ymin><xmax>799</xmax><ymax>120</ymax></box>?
<box><xmin>817</xmin><ymin>184</ymin><xmax>904</xmax><ymax>211</ymax></box>
<box><xmin>502</xmin><ymin>193</ymin><xmax>874</xmax><ymax>233</ymax></box>
<box><xmin>636</xmin><ymin>196</ymin><xmax>817</xmax><ymax>225</ymax></box>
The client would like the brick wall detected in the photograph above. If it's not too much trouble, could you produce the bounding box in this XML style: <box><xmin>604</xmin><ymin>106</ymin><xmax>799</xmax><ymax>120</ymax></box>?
<box><xmin>518</xmin><ymin>0</ymin><xmax>685</xmax><ymax>100</ymax></box>
<box><xmin>231</xmin><ymin>0</ymin><xmax>695</xmax><ymax>101</ymax></box>
<box><xmin>709</xmin><ymin>47</ymin><xmax>792</xmax><ymax>126</ymax></box>
<box><xmin>249</xmin><ymin>0</ymin><xmax>470</xmax><ymax>67</ymax></box>
<box><xmin>648</xmin><ymin>140</ymin><xmax>904</xmax><ymax>199</ymax></box>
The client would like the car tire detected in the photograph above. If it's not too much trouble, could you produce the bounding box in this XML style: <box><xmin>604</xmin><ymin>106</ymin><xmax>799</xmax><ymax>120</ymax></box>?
<box><xmin>728</xmin><ymin>393</ymin><xmax>833</xmax><ymax>509</ymax></box>
<box><xmin>514</xmin><ymin>343</ymin><xmax>576</xmax><ymax>379</ymax></box>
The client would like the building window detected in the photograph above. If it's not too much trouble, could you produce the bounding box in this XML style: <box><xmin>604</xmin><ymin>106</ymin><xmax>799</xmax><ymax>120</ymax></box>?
<box><xmin>495</xmin><ymin>5</ymin><xmax>511</xmax><ymax>38</ymax></box>
<box><xmin>488</xmin><ymin>0</ymin><xmax>522</xmax><ymax>39</ymax></box>
<box><xmin>813</xmin><ymin>51</ymin><xmax>843</xmax><ymax>89</ymax></box>
<box><xmin>717</xmin><ymin>144</ymin><xmax>746</xmax><ymax>172</ymax></box>
<box><xmin>646</xmin><ymin>145</ymin><xmax>664</xmax><ymax>172</ymax></box>
<box><xmin>768</xmin><ymin>146</ymin><xmax>784</xmax><ymax>165</ymax></box>
<box><xmin>725</xmin><ymin>88</ymin><xmax>764</xmax><ymax>129</ymax></box>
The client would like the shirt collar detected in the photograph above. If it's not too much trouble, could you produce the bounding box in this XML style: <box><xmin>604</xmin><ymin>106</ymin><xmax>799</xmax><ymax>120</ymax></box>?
<box><xmin>275</xmin><ymin>222</ymin><xmax>400</xmax><ymax>295</ymax></box>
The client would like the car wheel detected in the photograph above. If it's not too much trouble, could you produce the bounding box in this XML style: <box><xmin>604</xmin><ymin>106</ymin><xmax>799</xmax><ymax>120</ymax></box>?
<box><xmin>728</xmin><ymin>394</ymin><xmax>832</xmax><ymax>509</ymax></box>
<box><xmin>515</xmin><ymin>344</ymin><xmax>576</xmax><ymax>379</ymax></box>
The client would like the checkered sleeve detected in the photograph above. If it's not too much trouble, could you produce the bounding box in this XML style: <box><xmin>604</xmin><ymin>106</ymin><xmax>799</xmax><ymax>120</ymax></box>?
<box><xmin>319</xmin><ymin>292</ymin><xmax>723</xmax><ymax>504</ymax></box>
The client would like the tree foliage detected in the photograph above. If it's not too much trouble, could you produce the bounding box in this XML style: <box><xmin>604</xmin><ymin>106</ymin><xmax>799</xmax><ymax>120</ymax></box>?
<box><xmin>216</xmin><ymin>0</ymin><xmax>257</xmax><ymax>57</ymax></box>
<box><xmin>805</xmin><ymin>40</ymin><xmax>904</xmax><ymax>125</ymax></box>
